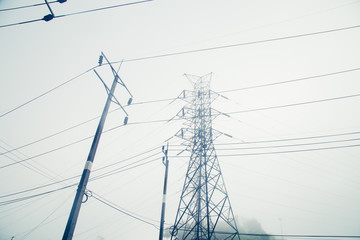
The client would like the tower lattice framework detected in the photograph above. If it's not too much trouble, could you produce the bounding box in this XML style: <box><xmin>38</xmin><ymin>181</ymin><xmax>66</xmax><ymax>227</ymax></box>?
<box><xmin>170</xmin><ymin>74</ymin><xmax>240</xmax><ymax>240</ymax></box>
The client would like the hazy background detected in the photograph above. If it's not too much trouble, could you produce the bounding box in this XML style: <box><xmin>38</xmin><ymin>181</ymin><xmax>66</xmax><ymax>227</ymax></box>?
<box><xmin>1</xmin><ymin>0</ymin><xmax>360</xmax><ymax>239</ymax></box>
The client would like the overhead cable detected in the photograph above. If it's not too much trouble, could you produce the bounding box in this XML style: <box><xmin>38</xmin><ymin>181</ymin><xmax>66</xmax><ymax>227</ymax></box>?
<box><xmin>0</xmin><ymin>42</ymin><xmax>359</xmax><ymax>118</ymax></box>
<box><xmin>0</xmin><ymin>156</ymin><xmax>160</xmax><ymax>206</ymax></box>
<box><xmin>0</xmin><ymin>68</ymin><xmax>93</xmax><ymax>118</ymax></box>
<box><xmin>0</xmin><ymin>185</ymin><xmax>74</xmax><ymax>206</ymax></box>
<box><xmin>0</xmin><ymin>147</ymin><xmax>161</xmax><ymax>198</ymax></box>
<box><xmin>2</xmin><ymin>90</ymin><xmax>360</xmax><ymax>168</ymax></box>
<box><xmin>174</xmin><ymin>228</ymin><xmax>360</xmax><ymax>238</ymax></box>
<box><xmin>237</xmin><ymin>233</ymin><xmax>360</xmax><ymax>238</ymax></box>
<box><xmin>171</xmin><ymin>143</ymin><xmax>360</xmax><ymax>158</ymax></box>
<box><xmin>118</xmin><ymin>24</ymin><xmax>360</xmax><ymax>63</ymax></box>
<box><xmin>0</xmin><ymin>1</ymin><xmax>56</xmax><ymax>12</ymax></box>
<box><xmin>4</xmin><ymin>130</ymin><xmax>360</xmax><ymax>199</ymax></box>
<box><xmin>1</xmin><ymin>66</ymin><xmax>359</xmax><ymax>151</ymax></box>
<box><xmin>214</xmin><ymin>131</ymin><xmax>360</xmax><ymax>145</ymax></box>
<box><xmin>91</xmin><ymin>193</ymin><xmax>160</xmax><ymax>229</ymax></box>
<box><xmin>0</xmin><ymin>156</ymin><xmax>160</xmax><ymax>205</ymax></box>
<box><xmin>171</xmin><ymin>137</ymin><xmax>360</xmax><ymax>151</ymax></box>
<box><xmin>218</xmin><ymin>67</ymin><xmax>360</xmax><ymax>93</ymax></box>
<box><xmin>0</xmin><ymin>0</ymin><xmax>153</xmax><ymax>28</ymax></box>
<box><xmin>226</xmin><ymin>93</ymin><xmax>360</xmax><ymax>115</ymax></box>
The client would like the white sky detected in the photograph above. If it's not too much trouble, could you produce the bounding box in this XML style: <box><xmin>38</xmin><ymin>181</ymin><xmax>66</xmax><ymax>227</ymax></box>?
<box><xmin>1</xmin><ymin>0</ymin><xmax>360</xmax><ymax>239</ymax></box>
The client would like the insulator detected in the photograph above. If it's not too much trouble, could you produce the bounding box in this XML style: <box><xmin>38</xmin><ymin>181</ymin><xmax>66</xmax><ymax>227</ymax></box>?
<box><xmin>162</xmin><ymin>146</ymin><xmax>165</xmax><ymax>152</ymax></box>
<box><xmin>123</xmin><ymin>116</ymin><xmax>128</xmax><ymax>125</ymax></box>
<box><xmin>182</xmin><ymin>108</ymin><xmax>185</xmax><ymax>117</ymax></box>
<box><xmin>58</xmin><ymin>0</ymin><xmax>67</xmax><ymax>3</ymax></box>
<box><xmin>127</xmin><ymin>97</ymin><xmax>133</xmax><ymax>105</ymax></box>
<box><xmin>224</xmin><ymin>133</ymin><xmax>232</xmax><ymax>138</ymax></box>
<box><xmin>98</xmin><ymin>55</ymin><xmax>103</xmax><ymax>66</ymax></box>
<box><xmin>183</xmin><ymin>91</ymin><xmax>186</xmax><ymax>98</ymax></box>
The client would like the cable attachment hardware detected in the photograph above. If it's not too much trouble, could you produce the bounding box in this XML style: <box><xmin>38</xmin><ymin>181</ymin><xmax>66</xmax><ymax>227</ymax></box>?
<box><xmin>82</xmin><ymin>190</ymin><xmax>93</xmax><ymax>203</ymax></box>
<box><xmin>43</xmin><ymin>0</ymin><xmax>55</xmax><ymax>22</ymax></box>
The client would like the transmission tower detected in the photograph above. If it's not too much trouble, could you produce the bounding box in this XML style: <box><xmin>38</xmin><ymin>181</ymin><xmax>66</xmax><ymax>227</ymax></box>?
<box><xmin>170</xmin><ymin>74</ymin><xmax>240</xmax><ymax>240</ymax></box>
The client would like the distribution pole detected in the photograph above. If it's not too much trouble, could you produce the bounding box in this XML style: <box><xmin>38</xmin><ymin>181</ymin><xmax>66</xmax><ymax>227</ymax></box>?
<box><xmin>159</xmin><ymin>143</ymin><xmax>169</xmax><ymax>240</ymax></box>
<box><xmin>62</xmin><ymin>53</ymin><xmax>131</xmax><ymax>240</ymax></box>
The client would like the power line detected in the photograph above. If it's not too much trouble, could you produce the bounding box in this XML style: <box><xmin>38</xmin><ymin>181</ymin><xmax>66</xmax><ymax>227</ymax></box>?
<box><xmin>0</xmin><ymin>115</ymin><xmax>99</xmax><ymax>156</ymax></box>
<box><xmin>0</xmin><ymin>68</ymin><xmax>93</xmax><ymax>118</ymax></box>
<box><xmin>20</xmin><ymin>196</ymin><xmax>69</xmax><ymax>240</ymax></box>
<box><xmin>0</xmin><ymin>155</ymin><xmax>160</xmax><ymax>206</ymax></box>
<box><xmin>0</xmin><ymin>144</ymin><xmax>43</xmax><ymax>172</ymax></box>
<box><xmin>56</xmin><ymin>0</ymin><xmax>153</xmax><ymax>18</ymax></box>
<box><xmin>237</xmin><ymin>233</ymin><xmax>360</xmax><ymax>239</ymax></box>
<box><xmin>0</xmin><ymin>0</ymin><xmax>153</xmax><ymax>28</ymax></box>
<box><xmin>0</xmin><ymin>45</ymin><xmax>358</xmax><ymax>120</ymax></box>
<box><xmin>0</xmin><ymin>185</ymin><xmax>73</xmax><ymax>207</ymax></box>
<box><xmin>91</xmin><ymin>193</ymin><xmax>160</xmax><ymax>229</ymax></box>
<box><xmin>0</xmin><ymin>100</ymin><xmax>175</xmax><ymax>156</ymax></box>
<box><xmin>1</xmin><ymin>84</ymin><xmax>357</xmax><ymax>162</ymax></box>
<box><xmin>182</xmin><ymin>137</ymin><xmax>360</xmax><ymax>151</ymax></box>
<box><xmin>174</xmin><ymin>228</ymin><xmax>360</xmax><ymax>238</ymax></box>
<box><xmin>1</xmin><ymin>74</ymin><xmax>358</xmax><ymax>169</ymax></box>
<box><xmin>2</xmin><ymin>64</ymin><xmax>359</xmax><ymax>121</ymax></box>
<box><xmin>91</xmin><ymin>146</ymin><xmax>160</xmax><ymax>173</ymax></box>
<box><xmin>1</xmin><ymin>90</ymin><xmax>359</xmax><ymax>169</ymax></box>
<box><xmin>0</xmin><ymin>18</ymin><xmax>44</xmax><ymax>28</ymax></box>
<box><xmin>0</xmin><ymin>1</ymin><xmax>58</xmax><ymax>12</ymax></box>
<box><xmin>0</xmin><ymin>175</ymin><xmax>79</xmax><ymax>200</ymax></box>
<box><xmin>0</xmin><ymin>117</ymin><xmax>176</xmax><ymax>169</ymax></box>
<box><xmin>0</xmin><ymin>147</ymin><xmax>161</xmax><ymax>199</ymax></box>
<box><xmin>5</xmin><ymin>131</ymin><xmax>360</xmax><ymax>201</ymax></box>
<box><xmin>91</xmin><ymin>156</ymin><xmax>160</xmax><ymax>181</ymax></box>
<box><xmin>0</xmin><ymin>135</ymin><xmax>94</xmax><ymax>169</ymax></box>
<box><xmin>218</xmin><ymin>67</ymin><xmax>360</xmax><ymax>93</ymax></box>
<box><xmin>225</xmin><ymin>93</ymin><xmax>360</xmax><ymax>115</ymax></box>
<box><xmin>117</xmin><ymin>24</ymin><xmax>360</xmax><ymax>63</ymax></box>
<box><xmin>0</xmin><ymin>68</ymin><xmax>360</xmax><ymax>155</ymax></box>
<box><xmin>4</xmin><ymin>130</ymin><xmax>360</xmax><ymax>200</ymax></box>
<box><xmin>214</xmin><ymin>131</ymin><xmax>360</xmax><ymax>145</ymax></box>
<box><xmin>204</xmin><ymin>143</ymin><xmax>360</xmax><ymax>157</ymax></box>
<box><xmin>2</xmin><ymin>89</ymin><xmax>359</xmax><ymax>168</ymax></box>
<box><xmin>130</xmin><ymin>97</ymin><xmax>176</xmax><ymax>106</ymax></box>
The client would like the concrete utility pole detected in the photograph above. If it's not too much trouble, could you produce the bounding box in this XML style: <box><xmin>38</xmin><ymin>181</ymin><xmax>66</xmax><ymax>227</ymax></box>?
<box><xmin>159</xmin><ymin>143</ymin><xmax>169</xmax><ymax>240</ymax></box>
<box><xmin>62</xmin><ymin>53</ymin><xmax>132</xmax><ymax>240</ymax></box>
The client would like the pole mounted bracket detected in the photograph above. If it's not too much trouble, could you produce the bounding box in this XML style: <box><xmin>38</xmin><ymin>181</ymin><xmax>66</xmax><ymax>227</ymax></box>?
<box><xmin>161</xmin><ymin>143</ymin><xmax>169</xmax><ymax>166</ymax></box>
<box><xmin>94</xmin><ymin>52</ymin><xmax>134</xmax><ymax>125</ymax></box>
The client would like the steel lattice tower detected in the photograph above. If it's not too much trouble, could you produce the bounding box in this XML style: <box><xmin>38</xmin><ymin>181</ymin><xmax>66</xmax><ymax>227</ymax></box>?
<box><xmin>170</xmin><ymin>74</ymin><xmax>240</xmax><ymax>240</ymax></box>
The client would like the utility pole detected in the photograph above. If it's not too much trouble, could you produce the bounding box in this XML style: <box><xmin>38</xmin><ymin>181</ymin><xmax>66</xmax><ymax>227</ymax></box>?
<box><xmin>62</xmin><ymin>53</ymin><xmax>132</xmax><ymax>240</ymax></box>
<box><xmin>159</xmin><ymin>143</ymin><xmax>169</xmax><ymax>240</ymax></box>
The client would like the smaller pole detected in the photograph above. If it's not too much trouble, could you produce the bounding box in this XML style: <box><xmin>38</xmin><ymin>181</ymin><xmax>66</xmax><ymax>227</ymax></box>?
<box><xmin>159</xmin><ymin>143</ymin><xmax>169</xmax><ymax>240</ymax></box>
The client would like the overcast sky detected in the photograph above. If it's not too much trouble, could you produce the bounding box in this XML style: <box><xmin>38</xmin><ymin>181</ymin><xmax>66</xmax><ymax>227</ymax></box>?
<box><xmin>1</xmin><ymin>0</ymin><xmax>360</xmax><ymax>239</ymax></box>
